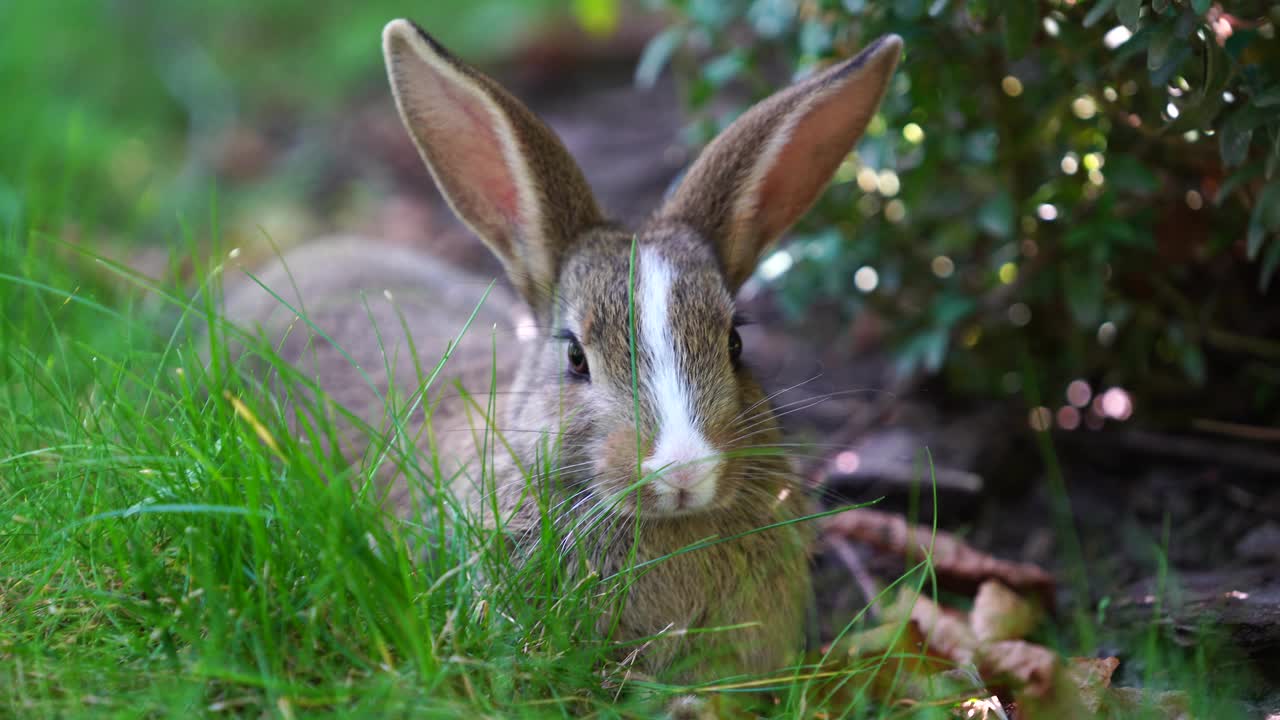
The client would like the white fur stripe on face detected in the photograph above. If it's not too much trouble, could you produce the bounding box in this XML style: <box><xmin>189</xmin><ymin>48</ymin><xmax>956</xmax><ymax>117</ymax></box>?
<box><xmin>638</xmin><ymin>247</ymin><xmax>720</xmax><ymax>511</ymax></box>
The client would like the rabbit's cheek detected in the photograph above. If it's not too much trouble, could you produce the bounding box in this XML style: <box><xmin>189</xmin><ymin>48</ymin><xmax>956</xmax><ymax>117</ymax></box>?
<box><xmin>597</xmin><ymin>425</ymin><xmax>642</xmax><ymax>485</ymax></box>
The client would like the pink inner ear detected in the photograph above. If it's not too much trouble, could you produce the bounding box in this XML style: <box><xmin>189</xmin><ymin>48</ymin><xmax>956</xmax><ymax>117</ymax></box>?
<box><xmin>754</xmin><ymin>90</ymin><xmax>873</xmax><ymax>241</ymax></box>
<box><xmin>415</xmin><ymin>63</ymin><xmax>522</xmax><ymax>230</ymax></box>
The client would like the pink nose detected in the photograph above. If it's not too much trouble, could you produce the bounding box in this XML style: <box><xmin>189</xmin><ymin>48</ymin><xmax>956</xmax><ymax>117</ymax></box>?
<box><xmin>660</xmin><ymin>463</ymin><xmax>706</xmax><ymax>490</ymax></box>
<box><xmin>642</xmin><ymin>451</ymin><xmax>720</xmax><ymax>512</ymax></box>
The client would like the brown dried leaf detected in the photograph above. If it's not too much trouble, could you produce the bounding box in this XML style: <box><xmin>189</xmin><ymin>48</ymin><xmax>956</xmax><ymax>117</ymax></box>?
<box><xmin>819</xmin><ymin>619</ymin><xmax>962</xmax><ymax>708</ymax></box>
<box><xmin>977</xmin><ymin>642</ymin><xmax>1099</xmax><ymax>719</ymax></box>
<box><xmin>883</xmin><ymin>589</ymin><xmax>979</xmax><ymax>665</ymax></box>
<box><xmin>971</xmin><ymin>580</ymin><xmax>1043</xmax><ymax>643</ymax></box>
<box><xmin>823</xmin><ymin>509</ymin><xmax>1055</xmax><ymax>604</ymax></box>
<box><xmin>1066</xmin><ymin>656</ymin><xmax>1119</xmax><ymax>714</ymax></box>
<box><xmin>977</xmin><ymin>640</ymin><xmax>1060</xmax><ymax>699</ymax></box>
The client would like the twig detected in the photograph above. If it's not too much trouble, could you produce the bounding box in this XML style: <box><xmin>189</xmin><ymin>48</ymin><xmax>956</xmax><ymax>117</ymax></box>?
<box><xmin>825</xmin><ymin>534</ymin><xmax>883</xmax><ymax>621</ymax></box>
<box><xmin>821</xmin><ymin>459</ymin><xmax>984</xmax><ymax>495</ymax></box>
<box><xmin>1058</xmin><ymin>428</ymin><xmax>1280</xmax><ymax>475</ymax></box>
<box><xmin>1191</xmin><ymin>418</ymin><xmax>1280</xmax><ymax>443</ymax></box>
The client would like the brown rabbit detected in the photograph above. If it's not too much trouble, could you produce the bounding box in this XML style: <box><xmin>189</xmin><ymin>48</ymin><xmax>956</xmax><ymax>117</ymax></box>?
<box><xmin>220</xmin><ymin>19</ymin><xmax>901</xmax><ymax>683</ymax></box>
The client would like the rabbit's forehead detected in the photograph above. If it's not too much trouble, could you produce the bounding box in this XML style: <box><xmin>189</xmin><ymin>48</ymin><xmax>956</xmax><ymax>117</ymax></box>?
<box><xmin>560</xmin><ymin>239</ymin><xmax>733</xmax><ymax>350</ymax></box>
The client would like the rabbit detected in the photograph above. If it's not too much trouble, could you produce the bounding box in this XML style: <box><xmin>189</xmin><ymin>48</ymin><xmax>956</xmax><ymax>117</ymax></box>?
<box><xmin>219</xmin><ymin>18</ymin><xmax>902</xmax><ymax>684</ymax></box>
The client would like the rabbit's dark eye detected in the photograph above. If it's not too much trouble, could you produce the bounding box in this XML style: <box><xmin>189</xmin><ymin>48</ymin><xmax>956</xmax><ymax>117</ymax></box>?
<box><xmin>567</xmin><ymin>339</ymin><xmax>590</xmax><ymax>377</ymax></box>
<box><xmin>729</xmin><ymin>327</ymin><xmax>743</xmax><ymax>363</ymax></box>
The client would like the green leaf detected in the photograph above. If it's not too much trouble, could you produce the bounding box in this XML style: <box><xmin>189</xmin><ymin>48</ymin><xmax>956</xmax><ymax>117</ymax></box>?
<box><xmin>931</xmin><ymin>294</ymin><xmax>975</xmax><ymax>330</ymax></box>
<box><xmin>1117</xmin><ymin>0</ymin><xmax>1142</xmax><ymax>30</ymax></box>
<box><xmin>1064</xmin><ymin>268</ymin><xmax>1104</xmax><ymax>327</ymax></box>
<box><xmin>1003</xmin><ymin>0</ymin><xmax>1036</xmax><ymax>59</ymax></box>
<box><xmin>1150</xmin><ymin>44</ymin><xmax>1191</xmax><ymax>86</ymax></box>
<box><xmin>1246</xmin><ymin>181</ymin><xmax>1280</xmax><ymax>260</ymax></box>
<box><xmin>1173</xmin><ymin>7</ymin><xmax>1197</xmax><ymax>38</ymax></box>
<box><xmin>702</xmin><ymin>50</ymin><xmax>746</xmax><ymax>88</ymax></box>
<box><xmin>928</xmin><ymin>0</ymin><xmax>951</xmax><ymax>18</ymax></box>
<box><xmin>1255</xmin><ymin>87</ymin><xmax>1280</xmax><ymax>107</ymax></box>
<box><xmin>893</xmin><ymin>0</ymin><xmax>926</xmax><ymax>21</ymax></box>
<box><xmin>1147</xmin><ymin>20</ymin><xmax>1176</xmax><ymax>70</ymax></box>
<box><xmin>977</xmin><ymin>191</ymin><xmax>1015</xmax><ymax>239</ymax></box>
<box><xmin>1260</xmin><ymin>239</ymin><xmax>1280</xmax><ymax>293</ymax></box>
<box><xmin>894</xmin><ymin>329</ymin><xmax>949</xmax><ymax>377</ymax></box>
<box><xmin>690</xmin><ymin>0</ymin><xmax>736</xmax><ymax>29</ymax></box>
<box><xmin>1084</xmin><ymin>0</ymin><xmax>1117</xmax><ymax>28</ymax></box>
<box><xmin>1220</xmin><ymin>112</ymin><xmax>1257</xmax><ymax>168</ymax></box>
<box><xmin>1267</xmin><ymin>130</ymin><xmax>1280</xmax><ymax>180</ymax></box>
<box><xmin>635</xmin><ymin>26</ymin><xmax>684</xmax><ymax>89</ymax></box>
<box><xmin>1106</xmin><ymin>154</ymin><xmax>1159</xmax><ymax>194</ymax></box>
<box><xmin>1191</xmin><ymin>0</ymin><xmax>1211</xmax><ymax>13</ymax></box>
<box><xmin>1180</xmin><ymin>341</ymin><xmax>1207</xmax><ymax>385</ymax></box>
<box><xmin>747</xmin><ymin>0</ymin><xmax>797</xmax><ymax>38</ymax></box>
<box><xmin>799</xmin><ymin>20</ymin><xmax>834</xmax><ymax>57</ymax></box>
<box><xmin>1214</xmin><ymin>161</ymin><xmax>1265</xmax><ymax>206</ymax></box>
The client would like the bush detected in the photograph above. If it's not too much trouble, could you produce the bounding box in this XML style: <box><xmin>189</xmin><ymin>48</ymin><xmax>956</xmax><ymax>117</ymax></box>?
<box><xmin>641</xmin><ymin>0</ymin><xmax>1280</xmax><ymax>424</ymax></box>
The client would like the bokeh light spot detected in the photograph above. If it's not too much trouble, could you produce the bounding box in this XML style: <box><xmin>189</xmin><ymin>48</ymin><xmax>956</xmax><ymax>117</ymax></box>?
<box><xmin>931</xmin><ymin>255</ymin><xmax>955</xmax><ymax>278</ymax></box>
<box><xmin>1008</xmin><ymin>303</ymin><xmax>1032</xmax><ymax>326</ymax></box>
<box><xmin>1072</xmin><ymin>95</ymin><xmax>1098</xmax><ymax>120</ymax></box>
<box><xmin>1066</xmin><ymin>379</ymin><xmax>1092</xmax><ymax>408</ymax></box>
<box><xmin>998</xmin><ymin>262</ymin><xmax>1018</xmax><ymax>284</ymax></box>
<box><xmin>1097</xmin><ymin>321</ymin><xmax>1117</xmax><ymax>346</ymax></box>
<box><xmin>876</xmin><ymin>169</ymin><xmax>901</xmax><ymax>197</ymax></box>
<box><xmin>1101</xmin><ymin>387</ymin><xmax>1133</xmax><ymax>420</ymax></box>
<box><xmin>854</xmin><ymin>266</ymin><xmax>879</xmax><ymax>293</ymax></box>
<box><xmin>884</xmin><ymin>199</ymin><xmax>906</xmax><ymax>223</ymax></box>
<box><xmin>1061</xmin><ymin>153</ymin><xmax>1079</xmax><ymax>175</ymax></box>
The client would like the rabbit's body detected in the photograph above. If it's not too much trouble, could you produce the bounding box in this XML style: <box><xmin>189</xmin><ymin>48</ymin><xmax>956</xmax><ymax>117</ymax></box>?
<box><xmin>221</xmin><ymin>238</ymin><xmax>522</xmax><ymax>510</ymax></box>
<box><xmin>222</xmin><ymin>19</ymin><xmax>901</xmax><ymax>683</ymax></box>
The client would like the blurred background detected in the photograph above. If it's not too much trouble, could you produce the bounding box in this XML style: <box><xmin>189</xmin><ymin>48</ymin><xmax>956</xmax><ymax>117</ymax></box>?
<box><xmin>4</xmin><ymin>0</ymin><xmax>1279</xmax><ymax>689</ymax></box>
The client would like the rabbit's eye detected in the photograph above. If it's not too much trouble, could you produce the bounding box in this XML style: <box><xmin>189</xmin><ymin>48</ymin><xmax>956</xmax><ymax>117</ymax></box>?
<box><xmin>729</xmin><ymin>328</ymin><xmax>743</xmax><ymax>363</ymax></box>
<box><xmin>567</xmin><ymin>339</ymin><xmax>590</xmax><ymax>377</ymax></box>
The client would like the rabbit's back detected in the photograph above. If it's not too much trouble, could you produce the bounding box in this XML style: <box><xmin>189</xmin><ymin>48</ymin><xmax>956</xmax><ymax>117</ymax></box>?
<box><xmin>220</xmin><ymin>237</ymin><xmax>523</xmax><ymax>509</ymax></box>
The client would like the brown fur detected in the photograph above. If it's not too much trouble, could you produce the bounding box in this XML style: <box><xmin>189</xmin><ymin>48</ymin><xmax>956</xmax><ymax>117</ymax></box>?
<box><xmin>219</xmin><ymin>20</ymin><xmax>901</xmax><ymax>682</ymax></box>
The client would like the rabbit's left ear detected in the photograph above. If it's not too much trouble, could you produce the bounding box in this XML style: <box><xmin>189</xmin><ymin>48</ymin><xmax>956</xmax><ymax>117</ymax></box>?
<box><xmin>656</xmin><ymin>35</ymin><xmax>902</xmax><ymax>291</ymax></box>
<box><xmin>382</xmin><ymin>20</ymin><xmax>605</xmax><ymax>312</ymax></box>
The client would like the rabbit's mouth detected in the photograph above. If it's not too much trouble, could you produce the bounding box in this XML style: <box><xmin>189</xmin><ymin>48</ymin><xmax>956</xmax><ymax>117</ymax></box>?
<box><xmin>590</xmin><ymin>462</ymin><xmax>734</xmax><ymax>520</ymax></box>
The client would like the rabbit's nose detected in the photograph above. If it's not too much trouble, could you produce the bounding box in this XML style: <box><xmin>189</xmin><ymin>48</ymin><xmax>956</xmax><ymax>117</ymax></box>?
<box><xmin>643</xmin><ymin>441</ymin><xmax>721</xmax><ymax>512</ymax></box>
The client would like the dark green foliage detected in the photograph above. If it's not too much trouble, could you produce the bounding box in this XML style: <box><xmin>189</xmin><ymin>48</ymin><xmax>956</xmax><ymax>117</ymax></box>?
<box><xmin>645</xmin><ymin>0</ymin><xmax>1280</xmax><ymax>419</ymax></box>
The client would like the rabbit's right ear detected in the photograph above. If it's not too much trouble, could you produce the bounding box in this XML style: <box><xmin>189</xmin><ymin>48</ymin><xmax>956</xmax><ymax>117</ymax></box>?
<box><xmin>382</xmin><ymin>20</ymin><xmax>604</xmax><ymax>312</ymax></box>
<box><xmin>656</xmin><ymin>35</ymin><xmax>902</xmax><ymax>291</ymax></box>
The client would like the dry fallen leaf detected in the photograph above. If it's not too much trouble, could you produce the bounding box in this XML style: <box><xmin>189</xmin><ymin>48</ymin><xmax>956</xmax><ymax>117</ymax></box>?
<box><xmin>976</xmin><ymin>640</ymin><xmax>1059</xmax><ymax>699</ymax></box>
<box><xmin>1066</xmin><ymin>657</ymin><xmax>1119</xmax><ymax>714</ymax></box>
<box><xmin>882</xmin><ymin>589</ymin><xmax>979</xmax><ymax>665</ymax></box>
<box><xmin>821</xmin><ymin>619</ymin><xmax>958</xmax><ymax>705</ymax></box>
<box><xmin>971</xmin><ymin>580</ymin><xmax>1043</xmax><ymax>643</ymax></box>
<box><xmin>823</xmin><ymin>509</ymin><xmax>1055</xmax><ymax>604</ymax></box>
<box><xmin>820</xmin><ymin>551</ymin><xmax>1193</xmax><ymax>720</ymax></box>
